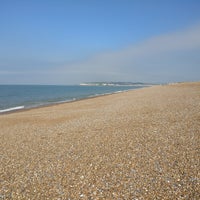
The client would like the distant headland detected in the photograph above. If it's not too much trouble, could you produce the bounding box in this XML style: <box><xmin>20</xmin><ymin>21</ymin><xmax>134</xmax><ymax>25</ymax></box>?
<box><xmin>80</xmin><ymin>82</ymin><xmax>156</xmax><ymax>86</ymax></box>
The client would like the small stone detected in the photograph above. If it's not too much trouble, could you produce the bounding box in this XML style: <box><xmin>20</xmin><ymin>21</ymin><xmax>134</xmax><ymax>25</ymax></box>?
<box><xmin>80</xmin><ymin>194</ymin><xmax>84</xmax><ymax>198</ymax></box>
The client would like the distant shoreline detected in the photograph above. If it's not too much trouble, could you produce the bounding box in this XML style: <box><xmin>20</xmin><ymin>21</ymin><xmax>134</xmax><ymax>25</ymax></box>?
<box><xmin>79</xmin><ymin>81</ymin><xmax>158</xmax><ymax>87</ymax></box>
<box><xmin>0</xmin><ymin>85</ymin><xmax>148</xmax><ymax>115</ymax></box>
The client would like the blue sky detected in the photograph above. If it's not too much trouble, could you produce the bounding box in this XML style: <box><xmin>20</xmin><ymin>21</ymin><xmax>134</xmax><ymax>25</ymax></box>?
<box><xmin>0</xmin><ymin>0</ymin><xmax>200</xmax><ymax>84</ymax></box>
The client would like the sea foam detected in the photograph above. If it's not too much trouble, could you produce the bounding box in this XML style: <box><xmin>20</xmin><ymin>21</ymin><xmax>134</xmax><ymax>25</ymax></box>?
<box><xmin>0</xmin><ymin>106</ymin><xmax>25</xmax><ymax>113</ymax></box>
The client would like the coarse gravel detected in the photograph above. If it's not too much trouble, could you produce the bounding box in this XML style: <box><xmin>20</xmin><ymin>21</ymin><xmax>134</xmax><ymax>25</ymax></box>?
<box><xmin>0</xmin><ymin>82</ymin><xmax>200</xmax><ymax>199</ymax></box>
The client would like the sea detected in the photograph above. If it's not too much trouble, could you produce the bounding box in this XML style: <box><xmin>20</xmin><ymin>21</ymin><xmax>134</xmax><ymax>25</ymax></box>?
<box><xmin>0</xmin><ymin>85</ymin><xmax>145</xmax><ymax>113</ymax></box>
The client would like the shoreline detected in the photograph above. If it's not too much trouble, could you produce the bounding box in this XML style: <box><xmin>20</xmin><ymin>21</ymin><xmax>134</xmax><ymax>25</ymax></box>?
<box><xmin>0</xmin><ymin>86</ymin><xmax>148</xmax><ymax>115</ymax></box>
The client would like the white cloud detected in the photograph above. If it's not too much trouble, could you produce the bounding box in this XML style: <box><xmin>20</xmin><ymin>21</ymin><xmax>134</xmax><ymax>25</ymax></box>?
<box><xmin>1</xmin><ymin>24</ymin><xmax>200</xmax><ymax>84</ymax></box>
<box><xmin>60</xmin><ymin>24</ymin><xmax>200</xmax><ymax>83</ymax></box>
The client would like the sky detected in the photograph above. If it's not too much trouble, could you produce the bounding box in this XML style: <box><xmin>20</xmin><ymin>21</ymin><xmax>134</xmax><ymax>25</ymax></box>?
<box><xmin>0</xmin><ymin>0</ymin><xmax>200</xmax><ymax>85</ymax></box>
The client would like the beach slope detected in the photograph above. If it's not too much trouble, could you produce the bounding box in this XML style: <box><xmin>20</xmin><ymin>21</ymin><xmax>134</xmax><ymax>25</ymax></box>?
<box><xmin>0</xmin><ymin>82</ymin><xmax>200</xmax><ymax>199</ymax></box>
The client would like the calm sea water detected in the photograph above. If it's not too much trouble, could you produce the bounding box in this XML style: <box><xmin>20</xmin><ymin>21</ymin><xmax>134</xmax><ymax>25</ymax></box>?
<box><xmin>0</xmin><ymin>85</ymin><xmax>143</xmax><ymax>113</ymax></box>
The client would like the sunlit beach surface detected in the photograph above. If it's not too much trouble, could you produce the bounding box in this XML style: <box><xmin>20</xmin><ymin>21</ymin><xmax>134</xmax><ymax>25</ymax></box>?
<box><xmin>0</xmin><ymin>82</ymin><xmax>199</xmax><ymax>199</ymax></box>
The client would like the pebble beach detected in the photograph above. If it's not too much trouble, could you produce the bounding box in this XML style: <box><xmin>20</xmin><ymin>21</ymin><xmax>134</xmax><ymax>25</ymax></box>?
<box><xmin>0</xmin><ymin>82</ymin><xmax>200</xmax><ymax>199</ymax></box>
